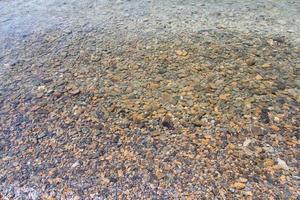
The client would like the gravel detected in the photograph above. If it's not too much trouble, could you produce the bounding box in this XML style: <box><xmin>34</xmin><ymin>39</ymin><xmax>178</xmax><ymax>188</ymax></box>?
<box><xmin>0</xmin><ymin>0</ymin><xmax>299</xmax><ymax>199</ymax></box>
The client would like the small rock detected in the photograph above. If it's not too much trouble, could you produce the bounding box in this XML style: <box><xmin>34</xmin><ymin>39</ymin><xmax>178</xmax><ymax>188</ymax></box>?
<box><xmin>246</xmin><ymin>57</ymin><xmax>256</xmax><ymax>66</ymax></box>
<box><xmin>36</xmin><ymin>92</ymin><xmax>44</xmax><ymax>98</ymax></box>
<box><xmin>37</xmin><ymin>85</ymin><xmax>46</xmax><ymax>91</ymax></box>
<box><xmin>277</xmin><ymin>158</ymin><xmax>289</xmax><ymax>170</ymax></box>
<box><xmin>227</xmin><ymin>143</ymin><xmax>236</xmax><ymax>150</ymax></box>
<box><xmin>260</xmin><ymin>108</ymin><xmax>270</xmax><ymax>124</ymax></box>
<box><xmin>53</xmin><ymin>91</ymin><xmax>62</xmax><ymax>98</ymax></box>
<box><xmin>156</xmin><ymin>170</ymin><xmax>164</xmax><ymax>179</ymax></box>
<box><xmin>132</xmin><ymin>113</ymin><xmax>144</xmax><ymax>123</ymax></box>
<box><xmin>255</xmin><ymin>74</ymin><xmax>263</xmax><ymax>80</ymax></box>
<box><xmin>264</xmin><ymin>159</ymin><xmax>275</xmax><ymax>167</ymax></box>
<box><xmin>243</xmin><ymin>138</ymin><xmax>252</xmax><ymax>147</ymax></box>
<box><xmin>37</xmin><ymin>131</ymin><xmax>55</xmax><ymax>140</ymax></box>
<box><xmin>158</xmin><ymin>68</ymin><xmax>167</xmax><ymax>74</ymax></box>
<box><xmin>69</xmin><ymin>89</ymin><xmax>80</xmax><ymax>96</ymax></box>
<box><xmin>175</xmin><ymin>49</ymin><xmax>188</xmax><ymax>57</ymax></box>
<box><xmin>219</xmin><ymin>93</ymin><xmax>230</xmax><ymax>100</ymax></box>
<box><xmin>54</xmin><ymin>61</ymin><xmax>61</xmax><ymax>66</ymax></box>
<box><xmin>263</xmin><ymin>145</ymin><xmax>275</xmax><ymax>153</ymax></box>
<box><xmin>231</xmin><ymin>182</ymin><xmax>246</xmax><ymax>190</ymax></box>
<box><xmin>261</xmin><ymin>63</ymin><xmax>272</xmax><ymax>68</ymax></box>
<box><xmin>71</xmin><ymin>161</ymin><xmax>80</xmax><ymax>169</ymax></box>
<box><xmin>238</xmin><ymin>178</ymin><xmax>248</xmax><ymax>183</ymax></box>
<box><xmin>109</xmin><ymin>176</ymin><xmax>118</xmax><ymax>183</ymax></box>
<box><xmin>192</xmin><ymin>117</ymin><xmax>205</xmax><ymax>127</ymax></box>
<box><xmin>144</xmin><ymin>101</ymin><xmax>160</xmax><ymax>112</ymax></box>
<box><xmin>148</xmin><ymin>83</ymin><xmax>160</xmax><ymax>89</ymax></box>
<box><xmin>73</xmin><ymin>107</ymin><xmax>83</xmax><ymax>116</ymax></box>
<box><xmin>201</xmin><ymin>138</ymin><xmax>210</xmax><ymax>145</ymax></box>
<box><xmin>37</xmin><ymin>132</ymin><xmax>47</xmax><ymax>139</ymax></box>
<box><xmin>279</xmin><ymin>175</ymin><xmax>286</xmax><ymax>183</ymax></box>
<box><xmin>244</xmin><ymin>99</ymin><xmax>252</xmax><ymax>109</ymax></box>
<box><xmin>110</xmin><ymin>75</ymin><xmax>121</xmax><ymax>82</ymax></box>
<box><xmin>161</xmin><ymin>116</ymin><xmax>174</xmax><ymax>129</ymax></box>
<box><xmin>276</xmin><ymin>80</ymin><xmax>286</xmax><ymax>90</ymax></box>
<box><xmin>243</xmin><ymin>191</ymin><xmax>253</xmax><ymax>196</ymax></box>
<box><xmin>270</xmin><ymin>124</ymin><xmax>280</xmax><ymax>132</ymax></box>
<box><xmin>273</xmin><ymin>36</ymin><xmax>285</xmax><ymax>43</ymax></box>
<box><xmin>81</xmin><ymin>127</ymin><xmax>89</xmax><ymax>134</ymax></box>
<box><xmin>91</xmin><ymin>54</ymin><xmax>100</xmax><ymax>62</ymax></box>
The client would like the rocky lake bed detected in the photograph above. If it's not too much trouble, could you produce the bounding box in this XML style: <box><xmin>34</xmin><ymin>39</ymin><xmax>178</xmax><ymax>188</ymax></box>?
<box><xmin>0</xmin><ymin>0</ymin><xmax>299</xmax><ymax>199</ymax></box>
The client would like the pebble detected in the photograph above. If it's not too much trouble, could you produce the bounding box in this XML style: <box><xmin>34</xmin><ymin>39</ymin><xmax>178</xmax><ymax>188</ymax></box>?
<box><xmin>231</xmin><ymin>182</ymin><xmax>246</xmax><ymax>190</ymax></box>
<box><xmin>53</xmin><ymin>91</ymin><xmax>62</xmax><ymax>98</ymax></box>
<box><xmin>69</xmin><ymin>89</ymin><xmax>80</xmax><ymax>95</ymax></box>
<box><xmin>260</xmin><ymin>108</ymin><xmax>270</xmax><ymax>124</ymax></box>
<box><xmin>161</xmin><ymin>116</ymin><xmax>174</xmax><ymax>129</ymax></box>
<box><xmin>277</xmin><ymin>158</ymin><xmax>289</xmax><ymax>170</ymax></box>
<box><xmin>81</xmin><ymin>127</ymin><xmax>89</xmax><ymax>134</ymax></box>
<box><xmin>132</xmin><ymin>113</ymin><xmax>144</xmax><ymax>123</ymax></box>
<box><xmin>273</xmin><ymin>36</ymin><xmax>285</xmax><ymax>43</ymax></box>
<box><xmin>255</xmin><ymin>74</ymin><xmax>263</xmax><ymax>80</ymax></box>
<box><xmin>270</xmin><ymin>124</ymin><xmax>280</xmax><ymax>132</ymax></box>
<box><xmin>246</xmin><ymin>57</ymin><xmax>256</xmax><ymax>66</ymax></box>
<box><xmin>261</xmin><ymin>63</ymin><xmax>272</xmax><ymax>68</ymax></box>
<box><xmin>264</xmin><ymin>159</ymin><xmax>275</xmax><ymax>167</ymax></box>
<box><xmin>175</xmin><ymin>49</ymin><xmax>188</xmax><ymax>56</ymax></box>
<box><xmin>243</xmin><ymin>138</ymin><xmax>252</xmax><ymax>147</ymax></box>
